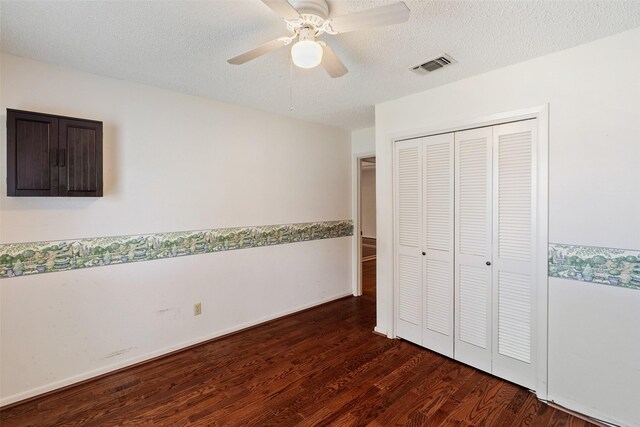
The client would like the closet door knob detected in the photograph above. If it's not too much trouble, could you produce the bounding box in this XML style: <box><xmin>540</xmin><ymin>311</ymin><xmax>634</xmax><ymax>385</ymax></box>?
<box><xmin>486</xmin><ymin>261</ymin><xmax>491</xmax><ymax>266</ymax></box>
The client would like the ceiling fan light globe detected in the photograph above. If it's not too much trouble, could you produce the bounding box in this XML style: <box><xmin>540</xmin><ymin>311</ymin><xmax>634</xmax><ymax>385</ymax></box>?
<box><xmin>291</xmin><ymin>40</ymin><xmax>323</xmax><ymax>69</ymax></box>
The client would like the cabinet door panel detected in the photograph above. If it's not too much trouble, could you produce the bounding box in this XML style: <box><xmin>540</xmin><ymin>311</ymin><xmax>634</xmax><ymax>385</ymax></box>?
<box><xmin>7</xmin><ymin>111</ymin><xmax>59</xmax><ymax>196</ymax></box>
<box><xmin>59</xmin><ymin>119</ymin><xmax>103</xmax><ymax>197</ymax></box>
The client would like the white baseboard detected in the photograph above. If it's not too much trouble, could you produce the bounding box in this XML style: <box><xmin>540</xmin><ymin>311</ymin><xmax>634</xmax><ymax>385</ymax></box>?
<box><xmin>0</xmin><ymin>291</ymin><xmax>353</xmax><ymax>407</ymax></box>
<box><xmin>545</xmin><ymin>395</ymin><xmax>627</xmax><ymax>427</ymax></box>
<box><xmin>374</xmin><ymin>326</ymin><xmax>388</xmax><ymax>337</ymax></box>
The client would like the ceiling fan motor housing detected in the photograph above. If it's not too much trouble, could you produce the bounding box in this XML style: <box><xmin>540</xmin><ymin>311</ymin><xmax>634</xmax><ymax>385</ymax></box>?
<box><xmin>287</xmin><ymin>0</ymin><xmax>330</xmax><ymax>35</ymax></box>
<box><xmin>288</xmin><ymin>0</ymin><xmax>329</xmax><ymax>20</ymax></box>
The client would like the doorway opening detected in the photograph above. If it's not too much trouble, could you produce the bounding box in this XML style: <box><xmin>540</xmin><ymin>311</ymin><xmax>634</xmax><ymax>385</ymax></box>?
<box><xmin>359</xmin><ymin>157</ymin><xmax>376</xmax><ymax>301</ymax></box>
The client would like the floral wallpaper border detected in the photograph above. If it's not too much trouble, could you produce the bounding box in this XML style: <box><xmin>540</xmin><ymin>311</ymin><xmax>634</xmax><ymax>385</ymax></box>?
<box><xmin>0</xmin><ymin>220</ymin><xmax>353</xmax><ymax>279</ymax></box>
<box><xmin>549</xmin><ymin>243</ymin><xmax>640</xmax><ymax>290</ymax></box>
<box><xmin>3</xmin><ymin>232</ymin><xmax>636</xmax><ymax>290</ymax></box>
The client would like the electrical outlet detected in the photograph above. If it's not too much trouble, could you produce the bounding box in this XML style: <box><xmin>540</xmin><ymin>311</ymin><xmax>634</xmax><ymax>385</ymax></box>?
<box><xmin>194</xmin><ymin>303</ymin><xmax>202</xmax><ymax>316</ymax></box>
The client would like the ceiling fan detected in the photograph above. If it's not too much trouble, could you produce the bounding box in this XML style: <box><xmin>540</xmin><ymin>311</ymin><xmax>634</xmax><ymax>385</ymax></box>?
<box><xmin>227</xmin><ymin>0</ymin><xmax>411</xmax><ymax>78</ymax></box>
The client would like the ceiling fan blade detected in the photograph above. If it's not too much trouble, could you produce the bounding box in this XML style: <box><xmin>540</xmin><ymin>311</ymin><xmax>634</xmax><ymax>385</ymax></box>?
<box><xmin>319</xmin><ymin>42</ymin><xmax>348</xmax><ymax>78</ymax></box>
<box><xmin>227</xmin><ymin>37</ymin><xmax>292</xmax><ymax>65</ymax></box>
<box><xmin>325</xmin><ymin>2</ymin><xmax>410</xmax><ymax>34</ymax></box>
<box><xmin>261</xmin><ymin>0</ymin><xmax>301</xmax><ymax>20</ymax></box>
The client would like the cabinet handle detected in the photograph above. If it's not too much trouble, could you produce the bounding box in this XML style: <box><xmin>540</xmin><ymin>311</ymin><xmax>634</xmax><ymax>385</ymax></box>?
<box><xmin>486</xmin><ymin>261</ymin><xmax>491</xmax><ymax>266</ymax></box>
<box><xmin>52</xmin><ymin>149</ymin><xmax>58</xmax><ymax>166</ymax></box>
<box><xmin>422</xmin><ymin>251</ymin><xmax>426</xmax><ymax>256</ymax></box>
<box><xmin>59</xmin><ymin>149</ymin><xmax>66</xmax><ymax>167</ymax></box>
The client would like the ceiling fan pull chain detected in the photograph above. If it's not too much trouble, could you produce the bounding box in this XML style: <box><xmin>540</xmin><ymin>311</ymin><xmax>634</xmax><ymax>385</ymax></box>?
<box><xmin>289</xmin><ymin>52</ymin><xmax>294</xmax><ymax>112</ymax></box>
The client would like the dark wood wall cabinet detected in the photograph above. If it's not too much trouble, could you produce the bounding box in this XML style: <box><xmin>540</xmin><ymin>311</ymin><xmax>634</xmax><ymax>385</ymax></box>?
<box><xmin>7</xmin><ymin>109</ymin><xmax>103</xmax><ymax>197</ymax></box>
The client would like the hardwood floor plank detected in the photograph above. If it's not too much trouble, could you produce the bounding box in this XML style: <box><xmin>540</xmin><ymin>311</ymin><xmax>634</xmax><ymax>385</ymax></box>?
<box><xmin>487</xmin><ymin>386</ymin><xmax>532</xmax><ymax>426</ymax></box>
<box><xmin>378</xmin><ymin>358</ymin><xmax>477</xmax><ymax>426</ymax></box>
<box><xmin>530</xmin><ymin>401</ymin><xmax>558</xmax><ymax>427</ymax></box>
<box><xmin>0</xmin><ymin>263</ymin><xmax>594</xmax><ymax>426</ymax></box>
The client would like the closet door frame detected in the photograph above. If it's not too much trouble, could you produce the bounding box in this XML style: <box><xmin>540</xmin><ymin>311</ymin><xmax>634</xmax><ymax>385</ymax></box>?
<box><xmin>352</xmin><ymin>150</ymin><xmax>377</xmax><ymax>298</ymax></box>
<box><xmin>390</xmin><ymin>105</ymin><xmax>549</xmax><ymax>399</ymax></box>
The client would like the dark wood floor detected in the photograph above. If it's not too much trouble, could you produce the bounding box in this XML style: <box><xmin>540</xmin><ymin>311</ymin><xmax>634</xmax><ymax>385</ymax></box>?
<box><xmin>362</xmin><ymin>259</ymin><xmax>376</xmax><ymax>299</ymax></box>
<box><xmin>1</xmin><ymin>259</ymin><xmax>592</xmax><ymax>426</ymax></box>
<box><xmin>362</xmin><ymin>237</ymin><xmax>376</xmax><ymax>261</ymax></box>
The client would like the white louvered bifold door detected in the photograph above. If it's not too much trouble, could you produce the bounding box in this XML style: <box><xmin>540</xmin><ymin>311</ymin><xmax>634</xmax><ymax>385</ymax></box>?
<box><xmin>491</xmin><ymin>120</ymin><xmax>537</xmax><ymax>390</ymax></box>
<box><xmin>394</xmin><ymin>139</ymin><xmax>423</xmax><ymax>345</ymax></box>
<box><xmin>454</xmin><ymin>127</ymin><xmax>493</xmax><ymax>373</ymax></box>
<box><xmin>422</xmin><ymin>133</ymin><xmax>454</xmax><ymax>357</ymax></box>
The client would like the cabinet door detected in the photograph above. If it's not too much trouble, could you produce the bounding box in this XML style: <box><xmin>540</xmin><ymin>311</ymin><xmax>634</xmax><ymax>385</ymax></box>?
<box><xmin>422</xmin><ymin>133</ymin><xmax>454</xmax><ymax>357</ymax></box>
<box><xmin>454</xmin><ymin>127</ymin><xmax>493</xmax><ymax>373</ymax></box>
<box><xmin>58</xmin><ymin>119</ymin><xmax>103</xmax><ymax>197</ymax></box>
<box><xmin>491</xmin><ymin>119</ymin><xmax>537</xmax><ymax>390</ymax></box>
<box><xmin>7</xmin><ymin>110</ymin><xmax>59</xmax><ymax>196</ymax></box>
<box><xmin>394</xmin><ymin>139</ymin><xmax>423</xmax><ymax>344</ymax></box>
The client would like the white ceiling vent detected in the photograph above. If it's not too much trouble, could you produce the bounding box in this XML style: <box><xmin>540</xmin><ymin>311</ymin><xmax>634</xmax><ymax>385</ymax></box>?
<box><xmin>411</xmin><ymin>54</ymin><xmax>457</xmax><ymax>75</ymax></box>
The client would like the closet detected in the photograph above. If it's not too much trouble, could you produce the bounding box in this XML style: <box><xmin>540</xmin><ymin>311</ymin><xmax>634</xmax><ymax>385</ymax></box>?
<box><xmin>394</xmin><ymin>119</ymin><xmax>538</xmax><ymax>390</ymax></box>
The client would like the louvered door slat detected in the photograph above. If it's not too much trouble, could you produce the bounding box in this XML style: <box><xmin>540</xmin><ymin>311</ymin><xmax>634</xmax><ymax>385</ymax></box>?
<box><xmin>458</xmin><ymin>138</ymin><xmax>488</xmax><ymax>256</ymax></box>
<box><xmin>426</xmin><ymin>259</ymin><xmax>450</xmax><ymax>335</ymax></box>
<box><xmin>454</xmin><ymin>127</ymin><xmax>493</xmax><ymax>373</ymax></box>
<box><xmin>395</xmin><ymin>140</ymin><xmax>423</xmax><ymax>344</ymax></box>
<box><xmin>425</xmin><ymin>142</ymin><xmax>451</xmax><ymax>252</ymax></box>
<box><xmin>492</xmin><ymin>119</ymin><xmax>537</xmax><ymax>390</ymax></box>
<box><xmin>399</xmin><ymin>254</ymin><xmax>421</xmax><ymax>324</ymax></box>
<box><xmin>459</xmin><ymin>265</ymin><xmax>488</xmax><ymax>348</ymax></box>
<box><xmin>498</xmin><ymin>131</ymin><xmax>532</xmax><ymax>261</ymax></box>
<box><xmin>422</xmin><ymin>134</ymin><xmax>454</xmax><ymax>357</ymax></box>
<box><xmin>398</xmin><ymin>146</ymin><xmax>420</xmax><ymax>248</ymax></box>
<box><xmin>498</xmin><ymin>271</ymin><xmax>531</xmax><ymax>362</ymax></box>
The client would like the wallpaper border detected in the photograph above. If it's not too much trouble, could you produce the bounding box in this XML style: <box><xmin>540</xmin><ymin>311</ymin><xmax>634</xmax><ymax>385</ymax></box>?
<box><xmin>549</xmin><ymin>243</ymin><xmax>640</xmax><ymax>290</ymax></box>
<box><xmin>0</xmin><ymin>220</ymin><xmax>353</xmax><ymax>279</ymax></box>
<box><xmin>3</xmin><ymin>233</ymin><xmax>636</xmax><ymax>290</ymax></box>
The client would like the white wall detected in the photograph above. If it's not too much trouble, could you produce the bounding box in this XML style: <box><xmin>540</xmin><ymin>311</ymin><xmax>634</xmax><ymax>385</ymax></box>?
<box><xmin>351</xmin><ymin>127</ymin><xmax>375</xmax><ymax>155</ymax></box>
<box><xmin>360</xmin><ymin>166</ymin><xmax>376</xmax><ymax>238</ymax></box>
<box><xmin>0</xmin><ymin>54</ymin><xmax>352</xmax><ymax>405</ymax></box>
<box><xmin>375</xmin><ymin>28</ymin><xmax>640</xmax><ymax>426</ymax></box>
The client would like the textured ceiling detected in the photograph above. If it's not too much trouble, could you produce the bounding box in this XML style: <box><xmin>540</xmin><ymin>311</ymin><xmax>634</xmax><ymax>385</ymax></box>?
<box><xmin>2</xmin><ymin>0</ymin><xmax>640</xmax><ymax>130</ymax></box>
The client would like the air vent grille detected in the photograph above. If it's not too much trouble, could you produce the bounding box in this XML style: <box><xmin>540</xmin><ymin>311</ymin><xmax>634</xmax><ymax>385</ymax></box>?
<box><xmin>411</xmin><ymin>54</ymin><xmax>457</xmax><ymax>75</ymax></box>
